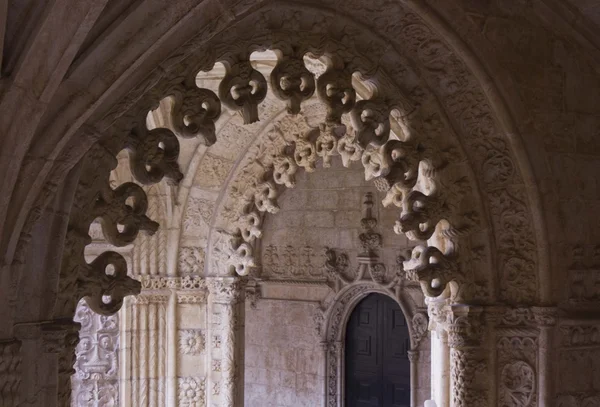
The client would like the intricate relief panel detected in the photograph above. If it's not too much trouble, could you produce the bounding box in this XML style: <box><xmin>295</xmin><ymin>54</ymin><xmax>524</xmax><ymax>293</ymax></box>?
<box><xmin>179</xmin><ymin>246</ymin><xmax>206</xmax><ymax>275</ymax></box>
<box><xmin>497</xmin><ymin>337</ymin><xmax>537</xmax><ymax>407</ymax></box>
<box><xmin>183</xmin><ymin>197</ymin><xmax>215</xmax><ymax>235</ymax></box>
<box><xmin>179</xmin><ymin>330</ymin><xmax>206</xmax><ymax>355</ymax></box>
<box><xmin>72</xmin><ymin>300</ymin><xmax>119</xmax><ymax>407</ymax></box>
<box><xmin>488</xmin><ymin>188</ymin><xmax>537</xmax><ymax>304</ymax></box>
<box><xmin>566</xmin><ymin>245</ymin><xmax>600</xmax><ymax>308</ymax></box>
<box><xmin>411</xmin><ymin>312</ymin><xmax>429</xmax><ymax>348</ymax></box>
<box><xmin>194</xmin><ymin>154</ymin><xmax>233</xmax><ymax>190</ymax></box>
<box><xmin>178</xmin><ymin>376</ymin><xmax>206</xmax><ymax>407</ymax></box>
<box><xmin>262</xmin><ymin>244</ymin><xmax>328</xmax><ymax>278</ymax></box>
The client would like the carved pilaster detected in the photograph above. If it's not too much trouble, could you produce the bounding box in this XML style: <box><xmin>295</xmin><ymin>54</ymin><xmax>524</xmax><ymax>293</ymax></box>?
<box><xmin>42</xmin><ymin>321</ymin><xmax>80</xmax><ymax>407</ymax></box>
<box><xmin>407</xmin><ymin>350</ymin><xmax>420</xmax><ymax>407</ymax></box>
<box><xmin>532</xmin><ymin>307</ymin><xmax>557</xmax><ymax>406</ymax></box>
<box><xmin>207</xmin><ymin>277</ymin><xmax>245</xmax><ymax>407</ymax></box>
<box><xmin>72</xmin><ymin>300</ymin><xmax>119</xmax><ymax>406</ymax></box>
<box><xmin>321</xmin><ymin>340</ymin><xmax>342</xmax><ymax>407</ymax></box>
<box><xmin>447</xmin><ymin>305</ymin><xmax>488</xmax><ymax>407</ymax></box>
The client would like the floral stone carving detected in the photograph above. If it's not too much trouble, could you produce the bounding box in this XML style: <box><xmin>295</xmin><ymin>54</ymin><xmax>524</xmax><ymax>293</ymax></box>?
<box><xmin>178</xmin><ymin>376</ymin><xmax>206</xmax><ymax>407</ymax></box>
<box><xmin>179</xmin><ymin>330</ymin><xmax>206</xmax><ymax>355</ymax></box>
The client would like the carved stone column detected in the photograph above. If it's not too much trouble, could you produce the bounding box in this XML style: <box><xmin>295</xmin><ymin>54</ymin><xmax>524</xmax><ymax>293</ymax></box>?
<box><xmin>532</xmin><ymin>307</ymin><xmax>557</xmax><ymax>406</ymax></box>
<box><xmin>447</xmin><ymin>305</ymin><xmax>489</xmax><ymax>407</ymax></box>
<box><xmin>121</xmin><ymin>292</ymin><xmax>170</xmax><ymax>407</ymax></box>
<box><xmin>207</xmin><ymin>277</ymin><xmax>245</xmax><ymax>407</ymax></box>
<box><xmin>407</xmin><ymin>350</ymin><xmax>420</xmax><ymax>407</ymax></box>
<box><xmin>430</xmin><ymin>329</ymin><xmax>450</xmax><ymax>407</ymax></box>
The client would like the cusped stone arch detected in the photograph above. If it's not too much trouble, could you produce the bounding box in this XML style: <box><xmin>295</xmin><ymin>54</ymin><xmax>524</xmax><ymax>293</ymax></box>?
<box><xmin>320</xmin><ymin>281</ymin><xmax>428</xmax><ymax>407</ymax></box>
<box><xmin>48</xmin><ymin>0</ymin><xmax>547</xmax><ymax>328</ymax></box>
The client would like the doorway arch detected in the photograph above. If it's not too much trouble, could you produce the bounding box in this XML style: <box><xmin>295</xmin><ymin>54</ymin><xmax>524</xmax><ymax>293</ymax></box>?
<box><xmin>321</xmin><ymin>283</ymin><xmax>428</xmax><ymax>407</ymax></box>
<box><xmin>345</xmin><ymin>293</ymin><xmax>411</xmax><ymax>407</ymax></box>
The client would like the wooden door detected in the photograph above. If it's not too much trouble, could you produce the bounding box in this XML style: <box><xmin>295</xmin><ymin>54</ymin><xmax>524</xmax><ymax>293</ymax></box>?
<box><xmin>345</xmin><ymin>294</ymin><xmax>411</xmax><ymax>407</ymax></box>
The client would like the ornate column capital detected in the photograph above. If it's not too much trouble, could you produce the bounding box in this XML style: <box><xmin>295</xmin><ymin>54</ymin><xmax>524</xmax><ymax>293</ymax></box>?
<box><xmin>445</xmin><ymin>305</ymin><xmax>491</xmax><ymax>407</ymax></box>
<box><xmin>407</xmin><ymin>350</ymin><xmax>420</xmax><ymax>363</ymax></box>
<box><xmin>447</xmin><ymin>304</ymin><xmax>484</xmax><ymax>349</ymax></box>
<box><xmin>207</xmin><ymin>276</ymin><xmax>246</xmax><ymax>304</ymax></box>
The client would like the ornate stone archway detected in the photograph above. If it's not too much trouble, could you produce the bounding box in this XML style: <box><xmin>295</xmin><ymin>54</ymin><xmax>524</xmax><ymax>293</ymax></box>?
<box><xmin>61</xmin><ymin>6</ymin><xmax>538</xmax><ymax>405</ymax></box>
<box><xmin>1</xmin><ymin>2</ymin><xmax>560</xmax><ymax>407</ymax></box>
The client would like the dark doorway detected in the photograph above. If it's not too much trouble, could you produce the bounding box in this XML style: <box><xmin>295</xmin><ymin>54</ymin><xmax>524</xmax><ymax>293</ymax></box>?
<box><xmin>345</xmin><ymin>293</ymin><xmax>411</xmax><ymax>407</ymax></box>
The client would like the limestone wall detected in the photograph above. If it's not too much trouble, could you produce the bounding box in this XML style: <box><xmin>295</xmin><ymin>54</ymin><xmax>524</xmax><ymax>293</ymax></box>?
<box><xmin>245</xmin><ymin>300</ymin><xmax>324</xmax><ymax>407</ymax></box>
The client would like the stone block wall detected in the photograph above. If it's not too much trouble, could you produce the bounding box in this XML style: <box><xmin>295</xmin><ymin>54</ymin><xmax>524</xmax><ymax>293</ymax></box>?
<box><xmin>245</xmin><ymin>300</ymin><xmax>324</xmax><ymax>407</ymax></box>
<box><xmin>260</xmin><ymin>157</ymin><xmax>414</xmax><ymax>282</ymax></box>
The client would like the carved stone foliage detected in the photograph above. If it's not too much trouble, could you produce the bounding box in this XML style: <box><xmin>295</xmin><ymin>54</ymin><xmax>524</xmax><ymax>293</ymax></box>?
<box><xmin>183</xmin><ymin>197</ymin><xmax>215</xmax><ymax>235</ymax></box>
<box><xmin>0</xmin><ymin>340</ymin><xmax>21</xmax><ymax>407</ymax></box>
<box><xmin>497</xmin><ymin>337</ymin><xmax>537</xmax><ymax>407</ymax></box>
<box><xmin>179</xmin><ymin>246</ymin><xmax>205</xmax><ymax>275</ymax></box>
<box><xmin>450</xmin><ymin>348</ymin><xmax>488</xmax><ymax>407</ymax></box>
<box><xmin>179</xmin><ymin>330</ymin><xmax>206</xmax><ymax>355</ymax></box>
<box><xmin>170</xmin><ymin>85</ymin><xmax>221</xmax><ymax>143</ymax></box>
<box><xmin>72</xmin><ymin>300</ymin><xmax>119</xmax><ymax>407</ymax></box>
<box><xmin>411</xmin><ymin>312</ymin><xmax>429</xmax><ymax>348</ymax></box>
<box><xmin>178</xmin><ymin>376</ymin><xmax>206</xmax><ymax>407</ymax></box>
<box><xmin>262</xmin><ymin>244</ymin><xmax>328</xmax><ymax>279</ymax></box>
<box><xmin>191</xmin><ymin>45</ymin><xmax>470</xmax><ymax>300</ymax></box>
<box><xmin>194</xmin><ymin>154</ymin><xmax>233</xmax><ymax>190</ymax></box>
<box><xmin>207</xmin><ymin>277</ymin><xmax>245</xmax><ymax>304</ymax></box>
<box><xmin>488</xmin><ymin>188</ymin><xmax>537</xmax><ymax>304</ymax></box>
<box><xmin>138</xmin><ymin>275</ymin><xmax>206</xmax><ymax>291</ymax></box>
